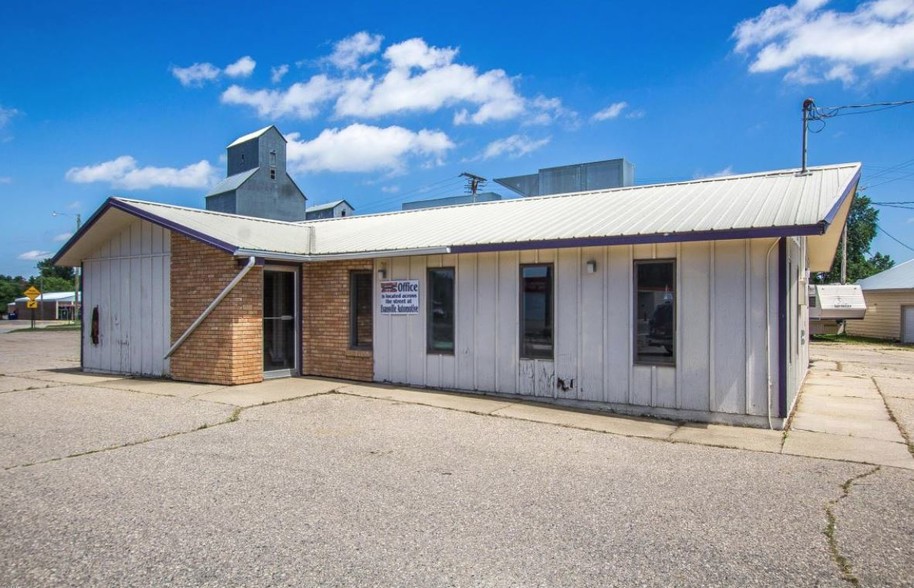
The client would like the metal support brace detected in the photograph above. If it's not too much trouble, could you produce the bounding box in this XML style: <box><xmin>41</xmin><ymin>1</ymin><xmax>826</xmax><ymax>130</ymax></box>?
<box><xmin>163</xmin><ymin>256</ymin><xmax>256</xmax><ymax>360</ymax></box>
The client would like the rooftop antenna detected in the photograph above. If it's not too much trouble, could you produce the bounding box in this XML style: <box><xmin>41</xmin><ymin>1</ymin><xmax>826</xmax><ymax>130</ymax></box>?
<box><xmin>460</xmin><ymin>172</ymin><xmax>487</xmax><ymax>203</ymax></box>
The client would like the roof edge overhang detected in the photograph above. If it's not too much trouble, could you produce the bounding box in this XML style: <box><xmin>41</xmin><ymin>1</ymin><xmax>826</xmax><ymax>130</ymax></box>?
<box><xmin>449</xmin><ymin>224</ymin><xmax>826</xmax><ymax>255</ymax></box>
<box><xmin>236</xmin><ymin>246</ymin><xmax>452</xmax><ymax>262</ymax></box>
<box><xmin>807</xmin><ymin>168</ymin><xmax>861</xmax><ymax>272</ymax></box>
<box><xmin>53</xmin><ymin>197</ymin><xmax>238</xmax><ymax>266</ymax></box>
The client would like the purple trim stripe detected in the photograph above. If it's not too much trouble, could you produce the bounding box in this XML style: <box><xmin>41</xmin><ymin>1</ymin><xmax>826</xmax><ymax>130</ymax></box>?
<box><xmin>778</xmin><ymin>238</ymin><xmax>788</xmax><ymax>419</ymax></box>
<box><xmin>110</xmin><ymin>199</ymin><xmax>237</xmax><ymax>253</ymax></box>
<box><xmin>52</xmin><ymin>197</ymin><xmax>238</xmax><ymax>264</ymax></box>
<box><xmin>450</xmin><ymin>224</ymin><xmax>826</xmax><ymax>255</ymax></box>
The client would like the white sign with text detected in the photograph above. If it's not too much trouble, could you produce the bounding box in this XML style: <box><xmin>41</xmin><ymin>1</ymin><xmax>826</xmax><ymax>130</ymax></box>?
<box><xmin>380</xmin><ymin>280</ymin><xmax>420</xmax><ymax>315</ymax></box>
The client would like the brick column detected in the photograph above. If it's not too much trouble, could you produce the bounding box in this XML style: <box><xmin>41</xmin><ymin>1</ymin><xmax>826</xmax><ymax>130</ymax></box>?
<box><xmin>170</xmin><ymin>234</ymin><xmax>263</xmax><ymax>385</ymax></box>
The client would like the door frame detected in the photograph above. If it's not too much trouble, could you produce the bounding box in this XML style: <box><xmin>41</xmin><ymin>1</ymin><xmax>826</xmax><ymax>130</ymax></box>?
<box><xmin>263</xmin><ymin>264</ymin><xmax>300</xmax><ymax>379</ymax></box>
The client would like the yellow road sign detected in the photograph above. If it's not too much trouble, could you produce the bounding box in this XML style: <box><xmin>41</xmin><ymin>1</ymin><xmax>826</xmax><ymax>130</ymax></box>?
<box><xmin>24</xmin><ymin>286</ymin><xmax>41</xmax><ymax>300</ymax></box>
<box><xmin>26</xmin><ymin>300</ymin><xmax>38</xmax><ymax>309</ymax></box>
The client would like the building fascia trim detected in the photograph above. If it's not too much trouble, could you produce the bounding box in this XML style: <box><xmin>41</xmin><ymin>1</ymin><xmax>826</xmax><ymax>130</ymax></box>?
<box><xmin>449</xmin><ymin>225</ymin><xmax>825</xmax><ymax>255</ymax></box>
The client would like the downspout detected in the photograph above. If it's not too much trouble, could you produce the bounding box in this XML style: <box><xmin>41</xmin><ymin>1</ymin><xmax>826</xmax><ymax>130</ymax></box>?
<box><xmin>163</xmin><ymin>256</ymin><xmax>257</xmax><ymax>360</ymax></box>
<box><xmin>764</xmin><ymin>238</ymin><xmax>780</xmax><ymax>430</ymax></box>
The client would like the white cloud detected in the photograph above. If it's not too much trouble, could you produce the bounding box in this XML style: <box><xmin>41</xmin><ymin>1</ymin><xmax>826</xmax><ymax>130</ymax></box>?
<box><xmin>65</xmin><ymin>155</ymin><xmax>218</xmax><ymax>190</ymax></box>
<box><xmin>592</xmin><ymin>102</ymin><xmax>628</xmax><ymax>121</ymax></box>
<box><xmin>224</xmin><ymin>35</ymin><xmax>539</xmax><ymax>125</ymax></box>
<box><xmin>18</xmin><ymin>250</ymin><xmax>52</xmax><ymax>261</ymax></box>
<box><xmin>381</xmin><ymin>185</ymin><xmax>400</xmax><ymax>193</ymax></box>
<box><xmin>0</xmin><ymin>105</ymin><xmax>18</xmax><ymax>128</ymax></box>
<box><xmin>224</xmin><ymin>56</ymin><xmax>256</xmax><ymax>78</ymax></box>
<box><xmin>286</xmin><ymin>124</ymin><xmax>454</xmax><ymax>173</ymax></box>
<box><xmin>271</xmin><ymin>64</ymin><xmax>289</xmax><ymax>84</ymax></box>
<box><xmin>328</xmin><ymin>32</ymin><xmax>383</xmax><ymax>70</ymax></box>
<box><xmin>171</xmin><ymin>62</ymin><xmax>221</xmax><ymax>86</ymax></box>
<box><xmin>171</xmin><ymin>56</ymin><xmax>257</xmax><ymax>86</ymax></box>
<box><xmin>626</xmin><ymin>109</ymin><xmax>646</xmax><ymax>119</ymax></box>
<box><xmin>694</xmin><ymin>166</ymin><xmax>735</xmax><ymax>179</ymax></box>
<box><xmin>482</xmin><ymin>134</ymin><xmax>550</xmax><ymax>159</ymax></box>
<box><xmin>336</xmin><ymin>38</ymin><xmax>525</xmax><ymax>124</ymax></box>
<box><xmin>53</xmin><ymin>232</ymin><xmax>73</xmax><ymax>242</ymax></box>
<box><xmin>733</xmin><ymin>0</ymin><xmax>914</xmax><ymax>84</ymax></box>
<box><xmin>221</xmin><ymin>75</ymin><xmax>340</xmax><ymax>119</ymax></box>
<box><xmin>0</xmin><ymin>176</ymin><xmax>11</xmax><ymax>184</ymax></box>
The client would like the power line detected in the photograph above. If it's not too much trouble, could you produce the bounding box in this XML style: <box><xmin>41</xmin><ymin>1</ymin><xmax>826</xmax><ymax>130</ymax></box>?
<box><xmin>877</xmin><ymin>224</ymin><xmax>914</xmax><ymax>253</ymax></box>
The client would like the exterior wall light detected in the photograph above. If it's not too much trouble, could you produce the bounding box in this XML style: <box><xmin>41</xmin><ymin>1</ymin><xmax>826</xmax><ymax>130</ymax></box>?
<box><xmin>586</xmin><ymin>260</ymin><xmax>597</xmax><ymax>274</ymax></box>
<box><xmin>378</xmin><ymin>265</ymin><xmax>387</xmax><ymax>280</ymax></box>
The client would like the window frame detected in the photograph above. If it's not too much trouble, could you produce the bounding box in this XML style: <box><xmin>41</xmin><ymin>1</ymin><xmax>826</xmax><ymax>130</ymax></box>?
<box><xmin>519</xmin><ymin>263</ymin><xmax>554</xmax><ymax>360</ymax></box>
<box><xmin>349</xmin><ymin>270</ymin><xmax>373</xmax><ymax>350</ymax></box>
<box><xmin>633</xmin><ymin>259</ymin><xmax>677</xmax><ymax>367</ymax></box>
<box><xmin>426</xmin><ymin>267</ymin><xmax>456</xmax><ymax>355</ymax></box>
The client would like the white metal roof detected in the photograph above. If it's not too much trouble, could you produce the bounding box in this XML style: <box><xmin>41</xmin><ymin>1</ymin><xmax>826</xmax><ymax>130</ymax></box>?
<box><xmin>227</xmin><ymin>125</ymin><xmax>277</xmax><ymax>148</ymax></box>
<box><xmin>13</xmin><ymin>291</ymin><xmax>79</xmax><ymax>303</ymax></box>
<box><xmin>55</xmin><ymin>163</ymin><xmax>860</xmax><ymax>267</ymax></box>
<box><xmin>205</xmin><ymin>168</ymin><xmax>258</xmax><ymax>197</ymax></box>
<box><xmin>856</xmin><ymin>258</ymin><xmax>914</xmax><ymax>291</ymax></box>
<box><xmin>306</xmin><ymin>199</ymin><xmax>349</xmax><ymax>213</ymax></box>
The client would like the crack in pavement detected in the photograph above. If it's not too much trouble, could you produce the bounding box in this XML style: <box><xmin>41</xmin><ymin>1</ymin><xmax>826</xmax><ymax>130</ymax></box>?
<box><xmin>2</xmin><ymin>389</ymin><xmax>347</xmax><ymax>472</ymax></box>
<box><xmin>3</xmin><ymin>407</ymin><xmax>243</xmax><ymax>472</ymax></box>
<box><xmin>872</xmin><ymin>376</ymin><xmax>914</xmax><ymax>459</ymax></box>
<box><xmin>824</xmin><ymin>466</ymin><xmax>881</xmax><ymax>586</ymax></box>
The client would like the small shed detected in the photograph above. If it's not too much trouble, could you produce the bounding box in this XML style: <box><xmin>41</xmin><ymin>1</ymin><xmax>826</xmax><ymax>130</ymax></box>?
<box><xmin>305</xmin><ymin>200</ymin><xmax>355</xmax><ymax>220</ymax></box>
<box><xmin>847</xmin><ymin>258</ymin><xmax>914</xmax><ymax>343</ymax></box>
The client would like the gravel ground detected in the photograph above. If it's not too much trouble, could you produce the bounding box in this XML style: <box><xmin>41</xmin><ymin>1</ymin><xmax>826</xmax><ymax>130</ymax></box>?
<box><xmin>1</xmin><ymin>331</ymin><xmax>912</xmax><ymax>586</ymax></box>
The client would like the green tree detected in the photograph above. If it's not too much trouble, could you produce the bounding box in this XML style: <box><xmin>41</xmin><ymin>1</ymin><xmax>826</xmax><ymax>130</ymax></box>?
<box><xmin>37</xmin><ymin>258</ymin><xmax>74</xmax><ymax>281</ymax></box>
<box><xmin>0</xmin><ymin>275</ymin><xmax>29</xmax><ymax>307</ymax></box>
<box><xmin>29</xmin><ymin>275</ymin><xmax>74</xmax><ymax>294</ymax></box>
<box><xmin>815</xmin><ymin>193</ymin><xmax>894</xmax><ymax>284</ymax></box>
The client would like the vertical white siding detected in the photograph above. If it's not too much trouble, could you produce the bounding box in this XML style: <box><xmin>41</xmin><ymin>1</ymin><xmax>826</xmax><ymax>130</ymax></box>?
<box><xmin>373</xmin><ymin>238</ymin><xmax>781</xmax><ymax>423</ymax></box>
<box><xmin>83</xmin><ymin>219</ymin><xmax>171</xmax><ymax>377</ymax></box>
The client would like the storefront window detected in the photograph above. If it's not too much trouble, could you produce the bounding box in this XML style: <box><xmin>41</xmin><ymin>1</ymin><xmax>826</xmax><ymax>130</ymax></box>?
<box><xmin>634</xmin><ymin>260</ymin><xmax>675</xmax><ymax>365</ymax></box>
<box><xmin>427</xmin><ymin>267</ymin><xmax>455</xmax><ymax>353</ymax></box>
<box><xmin>350</xmin><ymin>271</ymin><xmax>373</xmax><ymax>349</ymax></box>
<box><xmin>520</xmin><ymin>264</ymin><xmax>553</xmax><ymax>359</ymax></box>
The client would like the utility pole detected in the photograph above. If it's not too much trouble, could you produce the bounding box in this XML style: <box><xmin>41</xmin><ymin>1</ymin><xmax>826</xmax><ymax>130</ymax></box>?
<box><xmin>460</xmin><ymin>172</ymin><xmax>487</xmax><ymax>203</ymax></box>
<box><xmin>801</xmin><ymin>97</ymin><xmax>814</xmax><ymax>175</ymax></box>
<box><xmin>52</xmin><ymin>211</ymin><xmax>82</xmax><ymax>322</ymax></box>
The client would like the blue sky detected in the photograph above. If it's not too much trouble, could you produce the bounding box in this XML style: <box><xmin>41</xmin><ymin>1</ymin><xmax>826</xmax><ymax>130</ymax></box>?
<box><xmin>2</xmin><ymin>0</ymin><xmax>913</xmax><ymax>277</ymax></box>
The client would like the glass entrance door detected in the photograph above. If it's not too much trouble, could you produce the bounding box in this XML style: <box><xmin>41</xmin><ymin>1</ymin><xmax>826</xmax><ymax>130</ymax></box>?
<box><xmin>263</xmin><ymin>268</ymin><xmax>298</xmax><ymax>377</ymax></box>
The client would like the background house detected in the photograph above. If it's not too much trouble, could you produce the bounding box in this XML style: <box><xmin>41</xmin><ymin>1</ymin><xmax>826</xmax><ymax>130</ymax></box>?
<box><xmin>305</xmin><ymin>200</ymin><xmax>355</xmax><ymax>220</ymax></box>
<box><xmin>847</xmin><ymin>258</ymin><xmax>914</xmax><ymax>343</ymax></box>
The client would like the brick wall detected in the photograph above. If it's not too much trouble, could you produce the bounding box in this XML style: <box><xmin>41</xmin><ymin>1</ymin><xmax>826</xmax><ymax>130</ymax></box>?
<box><xmin>170</xmin><ymin>234</ymin><xmax>264</xmax><ymax>385</ymax></box>
<box><xmin>302</xmin><ymin>260</ymin><xmax>374</xmax><ymax>381</ymax></box>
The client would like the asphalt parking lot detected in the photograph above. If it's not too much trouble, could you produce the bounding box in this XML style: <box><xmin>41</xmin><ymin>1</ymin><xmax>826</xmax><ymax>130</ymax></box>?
<box><xmin>1</xmin><ymin>330</ymin><xmax>912</xmax><ymax>587</ymax></box>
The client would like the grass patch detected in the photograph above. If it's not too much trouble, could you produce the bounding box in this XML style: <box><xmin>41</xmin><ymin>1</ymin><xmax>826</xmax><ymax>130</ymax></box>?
<box><xmin>812</xmin><ymin>333</ymin><xmax>912</xmax><ymax>349</ymax></box>
<box><xmin>5</xmin><ymin>324</ymin><xmax>81</xmax><ymax>334</ymax></box>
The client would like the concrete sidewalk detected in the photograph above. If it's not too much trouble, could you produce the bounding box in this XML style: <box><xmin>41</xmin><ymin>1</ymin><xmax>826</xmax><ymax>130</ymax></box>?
<box><xmin>35</xmin><ymin>359</ymin><xmax>913</xmax><ymax>470</ymax></box>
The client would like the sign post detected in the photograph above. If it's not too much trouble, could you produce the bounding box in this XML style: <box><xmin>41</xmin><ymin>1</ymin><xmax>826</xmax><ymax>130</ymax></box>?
<box><xmin>24</xmin><ymin>286</ymin><xmax>40</xmax><ymax>329</ymax></box>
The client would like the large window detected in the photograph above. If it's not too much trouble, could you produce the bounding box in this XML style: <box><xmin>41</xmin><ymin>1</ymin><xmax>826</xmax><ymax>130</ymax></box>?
<box><xmin>520</xmin><ymin>264</ymin><xmax>553</xmax><ymax>359</ymax></box>
<box><xmin>350</xmin><ymin>271</ymin><xmax>373</xmax><ymax>349</ymax></box>
<box><xmin>634</xmin><ymin>260</ymin><xmax>675</xmax><ymax>365</ymax></box>
<box><xmin>427</xmin><ymin>267</ymin><xmax>455</xmax><ymax>353</ymax></box>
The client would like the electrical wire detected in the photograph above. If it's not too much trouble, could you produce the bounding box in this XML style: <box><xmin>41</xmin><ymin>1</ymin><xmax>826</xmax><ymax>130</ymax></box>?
<box><xmin>805</xmin><ymin>98</ymin><xmax>914</xmax><ymax>134</ymax></box>
<box><xmin>876</xmin><ymin>224</ymin><xmax>914</xmax><ymax>253</ymax></box>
